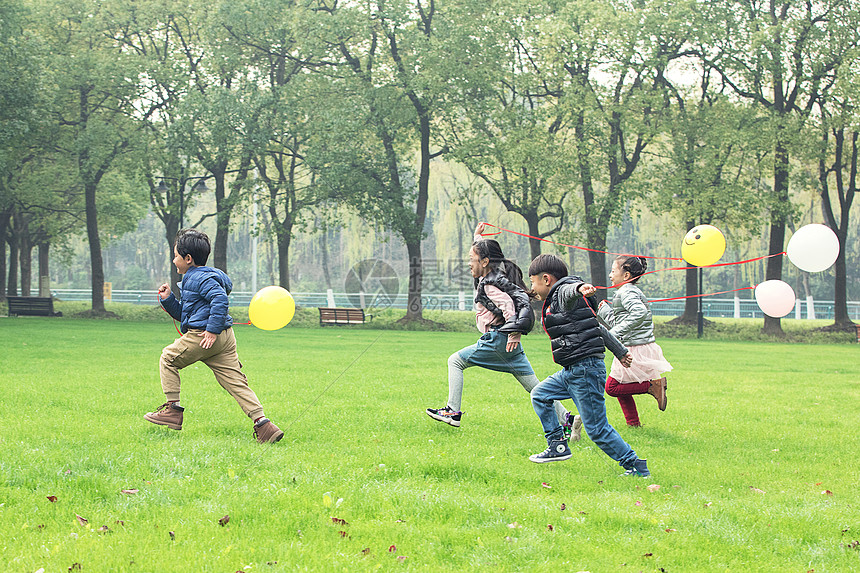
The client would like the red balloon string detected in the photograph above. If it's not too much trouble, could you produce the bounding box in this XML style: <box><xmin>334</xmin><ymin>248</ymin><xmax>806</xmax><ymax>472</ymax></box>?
<box><xmin>480</xmin><ymin>222</ymin><xmax>787</xmax><ymax>301</ymax></box>
<box><xmin>157</xmin><ymin>294</ymin><xmax>182</xmax><ymax>335</ymax></box>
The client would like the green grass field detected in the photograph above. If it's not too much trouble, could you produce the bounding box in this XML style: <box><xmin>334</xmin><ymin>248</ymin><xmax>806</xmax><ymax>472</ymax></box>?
<box><xmin>1</xmin><ymin>317</ymin><xmax>859</xmax><ymax>572</ymax></box>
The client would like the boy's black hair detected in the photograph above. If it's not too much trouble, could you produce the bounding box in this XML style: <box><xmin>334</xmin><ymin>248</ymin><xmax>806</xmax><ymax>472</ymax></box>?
<box><xmin>528</xmin><ymin>253</ymin><xmax>569</xmax><ymax>281</ymax></box>
<box><xmin>175</xmin><ymin>229</ymin><xmax>211</xmax><ymax>266</ymax></box>
<box><xmin>615</xmin><ymin>254</ymin><xmax>648</xmax><ymax>284</ymax></box>
<box><xmin>471</xmin><ymin>238</ymin><xmax>528</xmax><ymax>291</ymax></box>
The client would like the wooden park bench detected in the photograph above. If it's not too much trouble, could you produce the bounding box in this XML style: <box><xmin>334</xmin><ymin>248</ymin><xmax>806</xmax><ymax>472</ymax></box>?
<box><xmin>318</xmin><ymin>307</ymin><xmax>372</xmax><ymax>326</ymax></box>
<box><xmin>6</xmin><ymin>296</ymin><xmax>63</xmax><ymax>317</ymax></box>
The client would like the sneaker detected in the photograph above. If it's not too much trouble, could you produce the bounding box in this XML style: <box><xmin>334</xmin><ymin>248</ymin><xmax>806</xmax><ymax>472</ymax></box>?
<box><xmin>254</xmin><ymin>418</ymin><xmax>284</xmax><ymax>444</ymax></box>
<box><xmin>562</xmin><ymin>413</ymin><xmax>583</xmax><ymax>442</ymax></box>
<box><xmin>648</xmin><ymin>377</ymin><xmax>667</xmax><ymax>411</ymax></box>
<box><xmin>144</xmin><ymin>402</ymin><xmax>184</xmax><ymax>430</ymax></box>
<box><xmin>621</xmin><ymin>458</ymin><xmax>650</xmax><ymax>477</ymax></box>
<box><xmin>426</xmin><ymin>406</ymin><xmax>462</xmax><ymax>427</ymax></box>
<box><xmin>528</xmin><ymin>438</ymin><xmax>572</xmax><ymax>463</ymax></box>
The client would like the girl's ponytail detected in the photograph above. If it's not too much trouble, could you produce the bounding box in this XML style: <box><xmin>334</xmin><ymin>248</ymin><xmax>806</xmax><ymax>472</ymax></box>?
<box><xmin>616</xmin><ymin>255</ymin><xmax>648</xmax><ymax>283</ymax></box>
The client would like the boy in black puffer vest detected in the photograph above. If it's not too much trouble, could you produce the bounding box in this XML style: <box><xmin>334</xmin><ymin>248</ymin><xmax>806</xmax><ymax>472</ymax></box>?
<box><xmin>526</xmin><ymin>254</ymin><xmax>650</xmax><ymax>477</ymax></box>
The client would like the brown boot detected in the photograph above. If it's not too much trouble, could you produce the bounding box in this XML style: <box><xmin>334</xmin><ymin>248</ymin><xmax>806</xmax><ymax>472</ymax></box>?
<box><xmin>254</xmin><ymin>418</ymin><xmax>284</xmax><ymax>444</ymax></box>
<box><xmin>144</xmin><ymin>402</ymin><xmax>184</xmax><ymax>430</ymax></box>
<box><xmin>648</xmin><ymin>378</ymin><xmax>667</xmax><ymax>411</ymax></box>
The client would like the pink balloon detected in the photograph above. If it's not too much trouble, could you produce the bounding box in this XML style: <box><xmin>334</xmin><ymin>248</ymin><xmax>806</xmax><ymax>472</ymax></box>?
<box><xmin>754</xmin><ymin>280</ymin><xmax>796</xmax><ymax>318</ymax></box>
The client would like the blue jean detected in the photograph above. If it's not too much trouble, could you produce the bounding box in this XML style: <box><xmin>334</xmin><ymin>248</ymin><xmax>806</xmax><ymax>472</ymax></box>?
<box><xmin>531</xmin><ymin>356</ymin><xmax>638</xmax><ymax>469</ymax></box>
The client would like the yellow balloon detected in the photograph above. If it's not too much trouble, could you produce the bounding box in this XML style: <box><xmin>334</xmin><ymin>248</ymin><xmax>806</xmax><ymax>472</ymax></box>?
<box><xmin>249</xmin><ymin>286</ymin><xmax>295</xmax><ymax>331</ymax></box>
<box><xmin>681</xmin><ymin>224</ymin><xmax>726</xmax><ymax>267</ymax></box>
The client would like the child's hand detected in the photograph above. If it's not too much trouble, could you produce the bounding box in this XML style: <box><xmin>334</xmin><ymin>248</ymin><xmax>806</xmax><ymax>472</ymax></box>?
<box><xmin>475</xmin><ymin>222</ymin><xmax>486</xmax><ymax>236</ymax></box>
<box><xmin>200</xmin><ymin>331</ymin><xmax>216</xmax><ymax>349</ymax></box>
<box><xmin>620</xmin><ymin>352</ymin><xmax>633</xmax><ymax>368</ymax></box>
<box><xmin>158</xmin><ymin>283</ymin><xmax>171</xmax><ymax>300</ymax></box>
<box><xmin>506</xmin><ymin>333</ymin><xmax>521</xmax><ymax>352</ymax></box>
<box><xmin>579</xmin><ymin>283</ymin><xmax>596</xmax><ymax>297</ymax></box>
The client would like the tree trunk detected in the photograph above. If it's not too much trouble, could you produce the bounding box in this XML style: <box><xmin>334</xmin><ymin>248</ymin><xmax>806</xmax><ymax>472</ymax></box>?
<box><xmin>762</xmin><ymin>140</ymin><xmax>788</xmax><ymax>335</ymax></box>
<box><xmin>6</xmin><ymin>214</ymin><xmax>19</xmax><ymax>297</ymax></box>
<box><xmin>320</xmin><ymin>225</ymin><xmax>332</xmax><ymax>290</ymax></box>
<box><xmin>676</xmin><ymin>219</ymin><xmax>699</xmax><ymax>323</ymax></box>
<box><xmin>19</xmin><ymin>224</ymin><xmax>32</xmax><ymax>297</ymax></box>
<box><xmin>85</xmin><ymin>181</ymin><xmax>106</xmax><ymax>312</ymax></box>
<box><xmin>164</xmin><ymin>216</ymin><xmax>181</xmax><ymax>291</ymax></box>
<box><xmin>276</xmin><ymin>226</ymin><xmax>292</xmax><ymax>290</ymax></box>
<box><xmin>212</xmin><ymin>170</ymin><xmax>229</xmax><ymax>272</ymax></box>
<box><xmin>38</xmin><ymin>242</ymin><xmax>50</xmax><ymax>297</ymax></box>
<box><xmin>404</xmin><ymin>239</ymin><xmax>423</xmax><ymax>320</ymax></box>
<box><xmin>832</xmin><ymin>233</ymin><xmax>851</xmax><ymax>326</ymax></box>
<box><xmin>523</xmin><ymin>211</ymin><xmax>542</xmax><ymax>261</ymax></box>
<box><xmin>0</xmin><ymin>209</ymin><xmax>11</xmax><ymax>301</ymax></box>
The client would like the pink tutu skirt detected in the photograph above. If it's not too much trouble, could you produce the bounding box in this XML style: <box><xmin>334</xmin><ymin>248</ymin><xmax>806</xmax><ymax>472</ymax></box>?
<box><xmin>609</xmin><ymin>341</ymin><xmax>673</xmax><ymax>383</ymax></box>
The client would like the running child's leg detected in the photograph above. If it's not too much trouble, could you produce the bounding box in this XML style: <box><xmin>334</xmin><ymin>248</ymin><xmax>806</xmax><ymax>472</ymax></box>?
<box><xmin>446</xmin><ymin>351</ymin><xmax>472</xmax><ymax>412</ymax></box>
<box><xmin>515</xmin><ymin>372</ymin><xmax>569</xmax><ymax>425</ymax></box>
<box><xmin>568</xmin><ymin>357</ymin><xmax>639</xmax><ymax>470</ymax></box>
<box><xmin>530</xmin><ymin>371</ymin><xmax>573</xmax><ymax>441</ymax></box>
<box><xmin>605</xmin><ymin>376</ymin><xmax>649</xmax><ymax>426</ymax></box>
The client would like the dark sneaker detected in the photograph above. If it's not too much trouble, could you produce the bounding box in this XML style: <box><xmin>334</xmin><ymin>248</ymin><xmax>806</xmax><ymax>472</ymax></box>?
<box><xmin>254</xmin><ymin>418</ymin><xmax>284</xmax><ymax>444</ymax></box>
<box><xmin>426</xmin><ymin>406</ymin><xmax>462</xmax><ymax>427</ymax></box>
<box><xmin>648</xmin><ymin>377</ymin><xmax>667</xmax><ymax>411</ymax></box>
<box><xmin>144</xmin><ymin>402</ymin><xmax>184</xmax><ymax>430</ymax></box>
<box><xmin>562</xmin><ymin>413</ymin><xmax>583</xmax><ymax>442</ymax></box>
<box><xmin>621</xmin><ymin>458</ymin><xmax>650</xmax><ymax>477</ymax></box>
<box><xmin>528</xmin><ymin>439</ymin><xmax>572</xmax><ymax>463</ymax></box>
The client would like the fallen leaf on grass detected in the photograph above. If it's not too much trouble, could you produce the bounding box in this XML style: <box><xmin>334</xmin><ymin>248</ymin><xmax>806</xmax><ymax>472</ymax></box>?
<box><xmin>388</xmin><ymin>544</ymin><xmax>396</xmax><ymax>553</ymax></box>
<box><xmin>121</xmin><ymin>489</ymin><xmax>138</xmax><ymax>495</ymax></box>
<box><xmin>338</xmin><ymin>531</ymin><xmax>349</xmax><ymax>538</ymax></box>
<box><xmin>69</xmin><ymin>564</ymin><xmax>82</xmax><ymax>571</ymax></box>
<box><xmin>169</xmin><ymin>531</ymin><xmax>175</xmax><ymax>541</ymax></box>
<box><xmin>507</xmin><ymin>522</ymin><xmax>522</xmax><ymax>529</ymax></box>
<box><xmin>546</xmin><ymin>524</ymin><xmax>554</xmax><ymax>531</ymax></box>
<box><xmin>75</xmin><ymin>515</ymin><xmax>88</xmax><ymax>527</ymax></box>
<box><xmin>541</xmin><ymin>482</ymin><xmax>552</xmax><ymax>489</ymax></box>
<box><xmin>665</xmin><ymin>528</ymin><xmax>677</xmax><ymax>532</ymax></box>
<box><xmin>643</xmin><ymin>552</ymin><xmax>653</xmax><ymax>557</ymax></box>
<box><xmin>560</xmin><ymin>503</ymin><xmax>566</xmax><ymax>511</ymax></box>
<box><xmin>704</xmin><ymin>502</ymin><xmax>712</xmax><ymax>508</ymax></box>
<box><xmin>396</xmin><ymin>556</ymin><xmax>407</xmax><ymax>562</ymax></box>
<box><xmin>219</xmin><ymin>515</ymin><xmax>230</xmax><ymax>526</ymax></box>
<box><xmin>822</xmin><ymin>490</ymin><xmax>833</xmax><ymax>496</ymax></box>
<box><xmin>361</xmin><ymin>548</ymin><xmax>371</xmax><ymax>555</ymax></box>
<box><xmin>47</xmin><ymin>496</ymin><xmax>58</xmax><ymax>503</ymax></box>
<box><xmin>749</xmin><ymin>487</ymin><xmax>766</xmax><ymax>494</ymax></box>
<box><xmin>647</xmin><ymin>484</ymin><xmax>661</xmax><ymax>493</ymax></box>
<box><xmin>115</xmin><ymin>520</ymin><xmax>125</xmax><ymax>526</ymax></box>
<box><xmin>331</xmin><ymin>517</ymin><xmax>348</xmax><ymax>526</ymax></box>
<box><xmin>634</xmin><ymin>501</ymin><xmax>643</xmax><ymax>506</ymax></box>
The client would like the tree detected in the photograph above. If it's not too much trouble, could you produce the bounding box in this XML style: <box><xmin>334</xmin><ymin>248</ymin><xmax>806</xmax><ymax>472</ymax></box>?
<box><xmin>812</xmin><ymin>58</ymin><xmax>859</xmax><ymax>329</ymax></box>
<box><xmin>548</xmin><ymin>0</ymin><xmax>693</xmax><ymax>291</ymax></box>
<box><xmin>35</xmin><ymin>0</ymin><xmax>158</xmax><ymax>313</ymax></box>
<box><xmin>219</xmin><ymin>0</ymin><xmax>326</xmax><ymax>289</ymax></box>
<box><xmin>442</xmin><ymin>3</ymin><xmax>569</xmax><ymax>260</ymax></box>
<box><xmin>700</xmin><ymin>0</ymin><xmax>860</xmax><ymax>334</ymax></box>
<box><xmin>307</xmin><ymin>0</ymin><xmax>448</xmax><ymax>321</ymax></box>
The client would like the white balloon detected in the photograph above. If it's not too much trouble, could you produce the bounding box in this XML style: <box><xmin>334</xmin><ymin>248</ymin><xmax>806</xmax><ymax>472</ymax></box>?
<box><xmin>786</xmin><ymin>223</ymin><xmax>839</xmax><ymax>272</ymax></box>
<box><xmin>754</xmin><ymin>280</ymin><xmax>796</xmax><ymax>318</ymax></box>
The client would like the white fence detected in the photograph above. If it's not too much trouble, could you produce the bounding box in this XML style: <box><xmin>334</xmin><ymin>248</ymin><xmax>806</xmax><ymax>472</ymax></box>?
<box><xmin>44</xmin><ymin>288</ymin><xmax>860</xmax><ymax>321</ymax></box>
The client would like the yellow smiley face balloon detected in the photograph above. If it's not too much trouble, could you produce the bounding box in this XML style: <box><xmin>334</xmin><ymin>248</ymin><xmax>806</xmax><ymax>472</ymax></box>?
<box><xmin>681</xmin><ymin>224</ymin><xmax>726</xmax><ymax>267</ymax></box>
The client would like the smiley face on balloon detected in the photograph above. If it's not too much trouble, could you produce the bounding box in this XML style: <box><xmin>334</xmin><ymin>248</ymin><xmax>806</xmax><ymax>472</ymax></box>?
<box><xmin>681</xmin><ymin>224</ymin><xmax>726</xmax><ymax>267</ymax></box>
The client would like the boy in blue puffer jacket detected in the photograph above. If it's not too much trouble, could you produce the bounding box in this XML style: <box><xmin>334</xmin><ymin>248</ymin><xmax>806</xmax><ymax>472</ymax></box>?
<box><xmin>144</xmin><ymin>229</ymin><xmax>283</xmax><ymax>443</ymax></box>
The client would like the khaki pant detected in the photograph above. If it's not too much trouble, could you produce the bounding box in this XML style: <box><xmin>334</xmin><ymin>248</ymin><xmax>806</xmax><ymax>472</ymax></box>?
<box><xmin>160</xmin><ymin>327</ymin><xmax>264</xmax><ymax>420</ymax></box>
